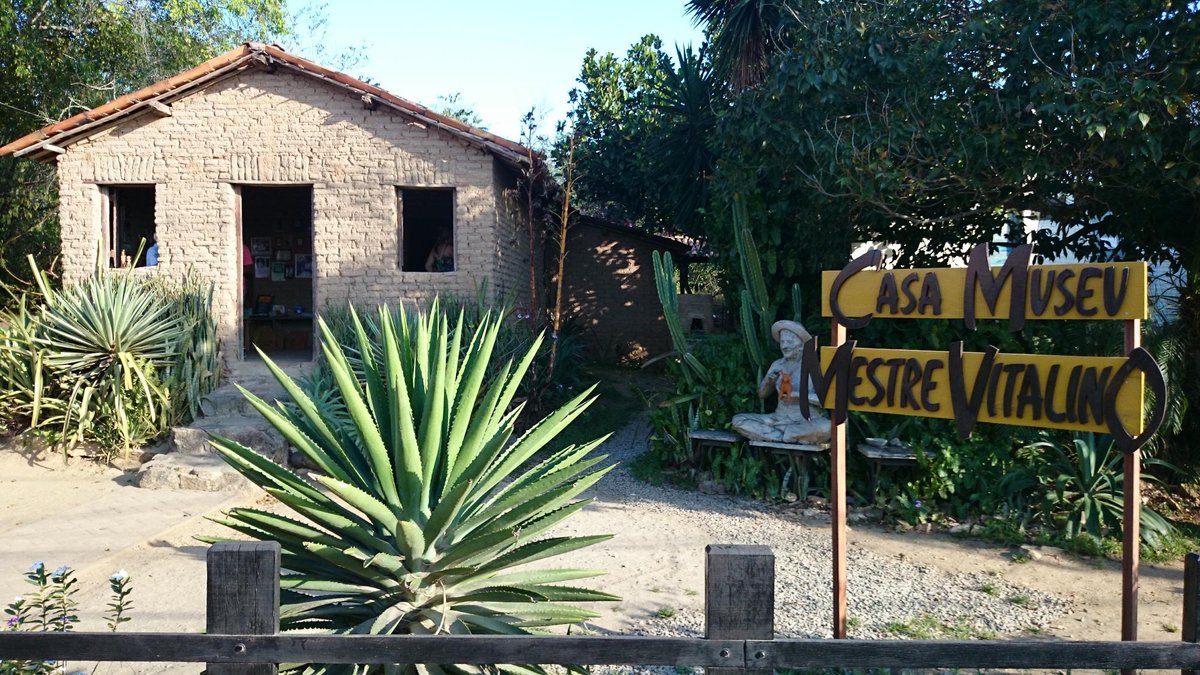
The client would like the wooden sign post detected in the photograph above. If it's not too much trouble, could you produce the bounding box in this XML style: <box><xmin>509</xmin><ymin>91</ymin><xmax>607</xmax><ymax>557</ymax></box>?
<box><xmin>814</xmin><ymin>244</ymin><xmax>1166</xmax><ymax>641</ymax></box>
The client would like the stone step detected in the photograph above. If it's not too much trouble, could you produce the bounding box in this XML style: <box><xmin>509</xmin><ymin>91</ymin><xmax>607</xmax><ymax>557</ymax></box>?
<box><xmin>169</xmin><ymin>419</ymin><xmax>289</xmax><ymax>465</ymax></box>
<box><xmin>199</xmin><ymin>382</ymin><xmax>286</xmax><ymax>417</ymax></box>
<box><xmin>133</xmin><ymin>453</ymin><xmax>254</xmax><ymax>492</ymax></box>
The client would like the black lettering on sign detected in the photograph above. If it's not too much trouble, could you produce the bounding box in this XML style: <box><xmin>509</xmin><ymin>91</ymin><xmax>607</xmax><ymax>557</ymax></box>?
<box><xmin>1044</xmin><ymin>364</ymin><xmax>1067</xmax><ymax>423</ymax></box>
<box><xmin>899</xmin><ymin>272</ymin><xmax>920</xmax><ymax>314</ymax></box>
<box><xmin>1064</xmin><ymin>364</ymin><xmax>1082</xmax><ymax>424</ymax></box>
<box><xmin>964</xmin><ymin>242</ymin><xmax>1033</xmax><ymax>331</ymax></box>
<box><xmin>918</xmin><ymin>273</ymin><xmax>943</xmax><ymax>315</ymax></box>
<box><xmin>1077</xmin><ymin>366</ymin><xmax>1113</xmax><ymax>425</ymax></box>
<box><xmin>1076</xmin><ymin>267</ymin><xmax>1101</xmax><ymax>317</ymax></box>
<box><xmin>1029</xmin><ymin>269</ymin><xmax>1055</xmax><ymax>316</ymax></box>
<box><xmin>849</xmin><ymin>356</ymin><xmax>869</xmax><ymax>406</ymax></box>
<box><xmin>1053</xmin><ymin>269</ymin><xmax>1076</xmax><ymax>316</ymax></box>
<box><xmin>801</xmin><ymin>338</ymin><xmax>856</xmax><ymax>424</ymax></box>
<box><xmin>899</xmin><ymin>358</ymin><xmax>923</xmax><ymax>410</ymax></box>
<box><xmin>947</xmin><ymin>342</ymin><xmax>999</xmax><ymax>439</ymax></box>
<box><xmin>830</xmin><ymin>249</ymin><xmax>884</xmax><ymax>329</ymax></box>
<box><xmin>1016</xmin><ymin>364</ymin><xmax>1043</xmax><ymax>420</ymax></box>
<box><xmin>876</xmin><ymin>273</ymin><xmax>899</xmax><ymax>314</ymax></box>
<box><xmin>1105</xmin><ymin>347</ymin><xmax>1167</xmax><ymax>452</ymax></box>
<box><xmin>883</xmin><ymin>358</ymin><xmax>906</xmax><ymax>407</ymax></box>
<box><xmin>1103</xmin><ymin>266</ymin><xmax>1130</xmax><ymax>316</ymax></box>
<box><xmin>866</xmin><ymin>357</ymin><xmax>886</xmax><ymax>405</ymax></box>
<box><xmin>922</xmin><ymin>359</ymin><xmax>944</xmax><ymax>412</ymax></box>
<box><xmin>986</xmin><ymin>362</ymin><xmax>1004</xmax><ymax>417</ymax></box>
<box><xmin>1000</xmin><ymin>363</ymin><xmax>1025</xmax><ymax>418</ymax></box>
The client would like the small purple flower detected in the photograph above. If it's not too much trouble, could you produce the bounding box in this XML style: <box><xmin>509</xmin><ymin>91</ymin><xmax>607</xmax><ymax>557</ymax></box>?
<box><xmin>5</xmin><ymin>615</ymin><xmax>19</xmax><ymax>628</ymax></box>
<box><xmin>913</xmin><ymin>500</ymin><xmax>923</xmax><ymax>509</ymax></box>
<box><xmin>53</xmin><ymin>565</ymin><xmax>70</xmax><ymax>577</ymax></box>
<box><xmin>29</xmin><ymin>561</ymin><xmax>44</xmax><ymax>573</ymax></box>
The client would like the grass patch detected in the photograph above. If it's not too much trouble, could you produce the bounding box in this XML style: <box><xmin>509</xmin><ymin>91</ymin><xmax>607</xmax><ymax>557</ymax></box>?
<box><xmin>628</xmin><ymin>450</ymin><xmax>694</xmax><ymax>488</ymax></box>
<box><xmin>883</xmin><ymin>613</ymin><xmax>996</xmax><ymax>640</ymax></box>
<box><xmin>655</xmin><ymin>606</ymin><xmax>676</xmax><ymax>619</ymax></box>
<box><xmin>978</xmin><ymin>582</ymin><xmax>998</xmax><ymax>595</ymax></box>
<box><xmin>1009</xmin><ymin>594</ymin><xmax>1032</xmax><ymax>608</ymax></box>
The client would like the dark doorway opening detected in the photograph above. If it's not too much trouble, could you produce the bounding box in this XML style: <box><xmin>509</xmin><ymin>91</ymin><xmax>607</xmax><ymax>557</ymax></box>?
<box><xmin>240</xmin><ymin>186</ymin><xmax>314</xmax><ymax>361</ymax></box>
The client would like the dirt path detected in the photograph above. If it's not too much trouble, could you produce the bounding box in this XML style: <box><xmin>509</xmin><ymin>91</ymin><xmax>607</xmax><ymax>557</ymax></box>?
<box><xmin>0</xmin><ymin>431</ymin><xmax>1190</xmax><ymax>673</ymax></box>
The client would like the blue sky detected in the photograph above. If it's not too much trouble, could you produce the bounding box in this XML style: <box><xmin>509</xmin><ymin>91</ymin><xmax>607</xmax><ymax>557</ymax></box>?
<box><xmin>318</xmin><ymin>1</ymin><xmax>704</xmax><ymax>140</ymax></box>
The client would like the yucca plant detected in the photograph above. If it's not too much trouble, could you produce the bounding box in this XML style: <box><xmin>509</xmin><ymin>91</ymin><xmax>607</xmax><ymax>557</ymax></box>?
<box><xmin>206</xmin><ymin>302</ymin><xmax>617</xmax><ymax>674</ymax></box>
<box><xmin>31</xmin><ymin>257</ymin><xmax>182</xmax><ymax>455</ymax></box>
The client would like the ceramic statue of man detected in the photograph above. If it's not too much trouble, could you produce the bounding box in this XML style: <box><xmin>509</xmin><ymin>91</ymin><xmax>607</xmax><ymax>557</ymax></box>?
<box><xmin>732</xmin><ymin>320</ymin><xmax>831</xmax><ymax>444</ymax></box>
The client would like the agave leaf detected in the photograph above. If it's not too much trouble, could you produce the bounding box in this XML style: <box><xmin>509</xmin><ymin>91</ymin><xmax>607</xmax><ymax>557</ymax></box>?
<box><xmin>510</xmin><ymin>585</ymin><xmax>620</xmax><ymax>603</ymax></box>
<box><xmin>463</xmin><ymin>472</ymin><xmax>610</xmax><ymax>546</ymax></box>
<box><xmin>254</xmin><ymin>345</ymin><xmax>357</xmax><ymax>470</ymax></box>
<box><xmin>377</xmin><ymin>309</ymin><xmax>423</xmax><ymax>516</ymax></box>
<box><xmin>468</xmin><ymin>569</ymin><xmax>607</xmax><ymax>588</ymax></box>
<box><xmin>280</xmin><ymin>578</ymin><xmax>381</xmax><ymax>594</ymax></box>
<box><xmin>478</xmin><ymin>535</ymin><xmax>613</xmax><ymax>576</ymax></box>
<box><xmin>313</xmin><ymin>475</ymin><xmax>401</xmax><ymax>538</ymax></box>
<box><xmin>209</xmin><ymin>436</ymin><xmax>326</xmax><ymax>504</ymax></box>
<box><xmin>471</xmin><ymin>388</ymin><xmax>598</xmax><ymax>499</ymax></box>
<box><xmin>422</xmin><ymin>478</ymin><xmax>475</xmax><ymax>553</ymax></box>
<box><xmin>320</xmin><ymin>336</ymin><xmax>400</xmax><ymax>506</ymax></box>
<box><xmin>235</xmin><ymin>384</ymin><xmax>361</xmax><ymax>487</ymax></box>
<box><xmin>417</xmin><ymin>309</ymin><xmax>451</xmax><ymax>509</ymax></box>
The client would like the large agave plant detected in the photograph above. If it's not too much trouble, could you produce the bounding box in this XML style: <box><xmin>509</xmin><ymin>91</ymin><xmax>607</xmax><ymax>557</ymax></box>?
<box><xmin>207</xmin><ymin>303</ymin><xmax>617</xmax><ymax>674</ymax></box>
<box><xmin>31</xmin><ymin>258</ymin><xmax>183</xmax><ymax>453</ymax></box>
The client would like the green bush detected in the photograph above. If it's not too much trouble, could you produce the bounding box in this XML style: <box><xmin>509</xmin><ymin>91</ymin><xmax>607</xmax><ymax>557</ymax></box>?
<box><xmin>207</xmin><ymin>304</ymin><xmax>616</xmax><ymax>674</ymax></box>
<box><xmin>0</xmin><ymin>260</ymin><xmax>219</xmax><ymax>459</ymax></box>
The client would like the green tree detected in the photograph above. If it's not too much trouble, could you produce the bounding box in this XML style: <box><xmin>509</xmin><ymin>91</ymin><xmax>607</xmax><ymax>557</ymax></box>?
<box><xmin>555</xmin><ymin>35</ymin><xmax>675</xmax><ymax>230</ymax></box>
<box><xmin>0</xmin><ymin>0</ymin><xmax>290</xmax><ymax>288</ymax></box>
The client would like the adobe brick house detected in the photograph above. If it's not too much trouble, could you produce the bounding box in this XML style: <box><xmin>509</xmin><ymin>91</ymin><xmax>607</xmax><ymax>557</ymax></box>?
<box><xmin>0</xmin><ymin>43</ymin><xmax>535</xmax><ymax>368</ymax></box>
<box><xmin>561</xmin><ymin>216</ymin><xmax>695</xmax><ymax>363</ymax></box>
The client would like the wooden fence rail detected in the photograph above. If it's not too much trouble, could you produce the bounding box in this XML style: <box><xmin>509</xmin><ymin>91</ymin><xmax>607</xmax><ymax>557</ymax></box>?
<box><xmin>0</xmin><ymin>543</ymin><xmax>1196</xmax><ymax>673</ymax></box>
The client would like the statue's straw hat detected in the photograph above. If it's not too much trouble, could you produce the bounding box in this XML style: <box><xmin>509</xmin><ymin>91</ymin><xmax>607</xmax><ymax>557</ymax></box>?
<box><xmin>771</xmin><ymin>319</ymin><xmax>811</xmax><ymax>343</ymax></box>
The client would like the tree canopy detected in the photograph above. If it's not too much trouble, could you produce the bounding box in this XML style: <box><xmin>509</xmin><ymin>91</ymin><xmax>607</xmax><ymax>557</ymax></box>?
<box><xmin>562</xmin><ymin>0</ymin><xmax>1200</xmax><ymax>461</ymax></box>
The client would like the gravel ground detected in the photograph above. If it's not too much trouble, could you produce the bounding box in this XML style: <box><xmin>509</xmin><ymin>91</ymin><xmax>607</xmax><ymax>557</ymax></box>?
<box><xmin>585</xmin><ymin>415</ymin><xmax>1069</xmax><ymax>643</ymax></box>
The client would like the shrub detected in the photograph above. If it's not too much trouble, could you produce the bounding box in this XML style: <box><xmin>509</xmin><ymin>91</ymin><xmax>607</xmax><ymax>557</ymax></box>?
<box><xmin>207</xmin><ymin>303</ymin><xmax>616</xmax><ymax>673</ymax></box>
<box><xmin>0</xmin><ymin>259</ymin><xmax>219</xmax><ymax>459</ymax></box>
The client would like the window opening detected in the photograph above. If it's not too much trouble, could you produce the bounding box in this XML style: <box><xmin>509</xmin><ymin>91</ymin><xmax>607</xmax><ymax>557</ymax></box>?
<box><xmin>103</xmin><ymin>186</ymin><xmax>156</xmax><ymax>268</ymax></box>
<box><xmin>398</xmin><ymin>188</ymin><xmax>455</xmax><ymax>272</ymax></box>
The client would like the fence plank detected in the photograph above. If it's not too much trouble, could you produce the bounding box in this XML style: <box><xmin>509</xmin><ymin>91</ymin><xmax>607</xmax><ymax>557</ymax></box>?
<box><xmin>207</xmin><ymin>541</ymin><xmax>280</xmax><ymax>675</ymax></box>
<box><xmin>1185</xmin><ymin>551</ymin><xmax>1199</xmax><ymax>675</ymax></box>
<box><xmin>749</xmin><ymin>639</ymin><xmax>1200</xmax><ymax>670</ymax></box>
<box><xmin>1</xmin><ymin>634</ymin><xmax>1197</xmax><ymax>668</ymax></box>
<box><xmin>0</xmin><ymin>634</ymin><xmax>742</xmax><ymax>666</ymax></box>
<box><xmin>705</xmin><ymin>544</ymin><xmax>773</xmax><ymax>674</ymax></box>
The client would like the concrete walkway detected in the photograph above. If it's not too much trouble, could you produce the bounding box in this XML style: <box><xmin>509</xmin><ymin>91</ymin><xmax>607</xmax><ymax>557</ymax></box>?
<box><xmin>0</xmin><ymin>485</ymin><xmax>241</xmax><ymax>588</ymax></box>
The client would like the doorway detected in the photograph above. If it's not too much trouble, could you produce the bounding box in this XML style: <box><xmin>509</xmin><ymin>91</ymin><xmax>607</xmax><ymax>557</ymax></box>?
<box><xmin>240</xmin><ymin>186</ymin><xmax>314</xmax><ymax>361</ymax></box>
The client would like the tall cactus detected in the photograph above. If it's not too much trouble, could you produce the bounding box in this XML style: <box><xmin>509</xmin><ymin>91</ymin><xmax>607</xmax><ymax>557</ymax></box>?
<box><xmin>652</xmin><ymin>250</ymin><xmax>709</xmax><ymax>386</ymax></box>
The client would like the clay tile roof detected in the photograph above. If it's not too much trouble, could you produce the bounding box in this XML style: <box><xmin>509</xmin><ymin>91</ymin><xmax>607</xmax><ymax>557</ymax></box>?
<box><xmin>0</xmin><ymin>43</ymin><xmax>535</xmax><ymax>166</ymax></box>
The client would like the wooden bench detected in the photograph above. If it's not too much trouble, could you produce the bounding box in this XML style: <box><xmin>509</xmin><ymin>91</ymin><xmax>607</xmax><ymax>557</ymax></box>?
<box><xmin>855</xmin><ymin>442</ymin><xmax>919</xmax><ymax>496</ymax></box>
<box><xmin>686</xmin><ymin>429</ymin><xmax>742</xmax><ymax>466</ymax></box>
<box><xmin>748</xmin><ymin>440</ymin><xmax>829</xmax><ymax>499</ymax></box>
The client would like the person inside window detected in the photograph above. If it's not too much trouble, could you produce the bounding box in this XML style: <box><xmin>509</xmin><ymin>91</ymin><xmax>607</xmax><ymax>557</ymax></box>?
<box><xmin>424</xmin><ymin>230</ymin><xmax>454</xmax><ymax>272</ymax></box>
<box><xmin>146</xmin><ymin>233</ymin><xmax>159</xmax><ymax>266</ymax></box>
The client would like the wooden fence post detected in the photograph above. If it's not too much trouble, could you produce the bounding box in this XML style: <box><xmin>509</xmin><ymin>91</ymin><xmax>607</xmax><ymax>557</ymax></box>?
<box><xmin>207</xmin><ymin>541</ymin><xmax>281</xmax><ymax>675</ymax></box>
<box><xmin>1184</xmin><ymin>552</ymin><xmax>1198</xmax><ymax>675</ymax></box>
<box><xmin>705</xmin><ymin>544</ymin><xmax>773</xmax><ymax>674</ymax></box>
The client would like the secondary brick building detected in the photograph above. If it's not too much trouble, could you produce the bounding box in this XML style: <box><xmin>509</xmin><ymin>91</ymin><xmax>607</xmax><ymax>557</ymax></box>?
<box><xmin>0</xmin><ymin>43</ymin><xmax>534</xmax><ymax>368</ymax></box>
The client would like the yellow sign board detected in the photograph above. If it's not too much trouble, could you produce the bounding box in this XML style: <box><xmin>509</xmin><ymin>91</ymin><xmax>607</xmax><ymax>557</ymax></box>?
<box><xmin>816</xmin><ymin>345</ymin><xmax>1144</xmax><ymax>436</ymax></box>
<box><xmin>820</xmin><ymin>246</ymin><xmax>1147</xmax><ymax>328</ymax></box>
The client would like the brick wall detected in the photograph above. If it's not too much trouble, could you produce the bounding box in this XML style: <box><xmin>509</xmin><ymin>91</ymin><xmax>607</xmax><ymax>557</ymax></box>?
<box><xmin>54</xmin><ymin>67</ymin><xmax>525</xmax><ymax>368</ymax></box>
<box><xmin>561</xmin><ymin>221</ymin><xmax>680</xmax><ymax>363</ymax></box>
